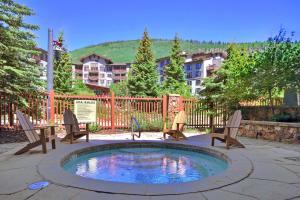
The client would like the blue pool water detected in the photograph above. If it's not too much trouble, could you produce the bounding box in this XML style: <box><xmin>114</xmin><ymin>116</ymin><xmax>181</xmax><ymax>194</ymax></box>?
<box><xmin>63</xmin><ymin>147</ymin><xmax>228</xmax><ymax>184</ymax></box>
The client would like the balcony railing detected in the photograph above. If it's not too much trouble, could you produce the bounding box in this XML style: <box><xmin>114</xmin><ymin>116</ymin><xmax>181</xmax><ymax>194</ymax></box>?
<box><xmin>89</xmin><ymin>69</ymin><xmax>99</xmax><ymax>72</ymax></box>
<box><xmin>88</xmin><ymin>76</ymin><xmax>99</xmax><ymax>81</ymax></box>
<box><xmin>87</xmin><ymin>80</ymin><xmax>98</xmax><ymax>84</ymax></box>
<box><xmin>112</xmin><ymin>69</ymin><xmax>127</xmax><ymax>73</ymax></box>
<box><xmin>74</xmin><ymin>69</ymin><xmax>83</xmax><ymax>74</ymax></box>
<box><xmin>113</xmin><ymin>76</ymin><xmax>126</xmax><ymax>80</ymax></box>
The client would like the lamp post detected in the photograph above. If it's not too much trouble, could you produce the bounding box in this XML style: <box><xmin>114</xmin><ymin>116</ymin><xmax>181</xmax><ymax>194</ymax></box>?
<box><xmin>47</xmin><ymin>28</ymin><xmax>54</xmax><ymax>123</ymax></box>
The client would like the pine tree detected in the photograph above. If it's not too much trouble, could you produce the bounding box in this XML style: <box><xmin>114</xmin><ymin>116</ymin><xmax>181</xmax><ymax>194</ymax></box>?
<box><xmin>0</xmin><ymin>0</ymin><xmax>42</xmax><ymax>95</ymax></box>
<box><xmin>163</xmin><ymin>35</ymin><xmax>190</xmax><ymax>96</ymax></box>
<box><xmin>127</xmin><ymin>29</ymin><xmax>159</xmax><ymax>97</ymax></box>
<box><xmin>53</xmin><ymin>32</ymin><xmax>73</xmax><ymax>94</ymax></box>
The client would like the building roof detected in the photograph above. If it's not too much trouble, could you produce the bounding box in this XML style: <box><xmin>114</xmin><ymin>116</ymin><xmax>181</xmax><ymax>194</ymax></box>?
<box><xmin>184</xmin><ymin>59</ymin><xmax>204</xmax><ymax>64</ymax></box>
<box><xmin>191</xmin><ymin>52</ymin><xmax>227</xmax><ymax>60</ymax></box>
<box><xmin>80</xmin><ymin>53</ymin><xmax>113</xmax><ymax>64</ymax></box>
<box><xmin>34</xmin><ymin>47</ymin><xmax>47</xmax><ymax>54</ymax></box>
<box><xmin>156</xmin><ymin>52</ymin><xmax>188</xmax><ymax>62</ymax></box>
<box><xmin>85</xmin><ymin>83</ymin><xmax>110</xmax><ymax>92</ymax></box>
<box><xmin>107</xmin><ymin>63</ymin><xmax>129</xmax><ymax>66</ymax></box>
<box><xmin>206</xmin><ymin>64</ymin><xmax>220</xmax><ymax>71</ymax></box>
<box><xmin>156</xmin><ymin>51</ymin><xmax>227</xmax><ymax>63</ymax></box>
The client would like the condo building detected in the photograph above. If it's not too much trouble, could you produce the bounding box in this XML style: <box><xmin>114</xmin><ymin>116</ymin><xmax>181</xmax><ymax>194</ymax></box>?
<box><xmin>72</xmin><ymin>54</ymin><xmax>130</xmax><ymax>87</ymax></box>
<box><xmin>156</xmin><ymin>51</ymin><xmax>226</xmax><ymax>95</ymax></box>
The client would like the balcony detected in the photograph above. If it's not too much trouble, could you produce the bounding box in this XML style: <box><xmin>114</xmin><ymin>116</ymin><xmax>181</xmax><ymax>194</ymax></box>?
<box><xmin>112</xmin><ymin>69</ymin><xmax>127</xmax><ymax>74</ymax></box>
<box><xmin>74</xmin><ymin>69</ymin><xmax>83</xmax><ymax>74</ymax></box>
<box><xmin>87</xmin><ymin>80</ymin><xmax>98</xmax><ymax>84</ymax></box>
<box><xmin>88</xmin><ymin>76</ymin><xmax>99</xmax><ymax>81</ymax></box>
<box><xmin>113</xmin><ymin>75</ymin><xmax>126</xmax><ymax>81</ymax></box>
<box><xmin>89</xmin><ymin>68</ymin><xmax>99</xmax><ymax>72</ymax></box>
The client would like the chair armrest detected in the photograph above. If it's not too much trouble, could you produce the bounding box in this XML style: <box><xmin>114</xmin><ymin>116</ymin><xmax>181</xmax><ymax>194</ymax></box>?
<box><xmin>214</xmin><ymin>128</ymin><xmax>225</xmax><ymax>133</ymax></box>
<box><xmin>45</xmin><ymin>124</ymin><xmax>58</xmax><ymax>127</ymax></box>
<box><xmin>62</xmin><ymin>122</ymin><xmax>91</xmax><ymax>125</ymax></box>
<box><xmin>62</xmin><ymin>123</ymin><xmax>73</xmax><ymax>126</ymax></box>
<box><xmin>22</xmin><ymin>127</ymin><xmax>48</xmax><ymax>131</ymax></box>
<box><xmin>78</xmin><ymin>122</ymin><xmax>91</xmax><ymax>125</ymax></box>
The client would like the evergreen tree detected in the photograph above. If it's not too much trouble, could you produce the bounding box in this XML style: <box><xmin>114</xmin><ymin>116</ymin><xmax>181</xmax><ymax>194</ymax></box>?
<box><xmin>72</xmin><ymin>79</ymin><xmax>94</xmax><ymax>95</ymax></box>
<box><xmin>0</xmin><ymin>0</ymin><xmax>42</xmax><ymax>95</ymax></box>
<box><xmin>163</xmin><ymin>35</ymin><xmax>190</xmax><ymax>96</ymax></box>
<box><xmin>110</xmin><ymin>80</ymin><xmax>128</xmax><ymax>96</ymax></box>
<box><xmin>53</xmin><ymin>32</ymin><xmax>73</xmax><ymax>94</ymax></box>
<box><xmin>127</xmin><ymin>29</ymin><xmax>159</xmax><ymax>96</ymax></box>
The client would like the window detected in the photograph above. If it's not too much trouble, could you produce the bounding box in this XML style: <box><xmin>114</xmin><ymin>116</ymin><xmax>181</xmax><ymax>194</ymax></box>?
<box><xmin>84</xmin><ymin>65</ymin><xmax>89</xmax><ymax>71</ymax></box>
<box><xmin>186</xmin><ymin>72</ymin><xmax>192</xmax><ymax>79</ymax></box>
<box><xmin>186</xmin><ymin>65</ymin><xmax>191</xmax><ymax>71</ymax></box>
<box><xmin>84</xmin><ymin>74</ymin><xmax>88</xmax><ymax>78</ymax></box>
<box><xmin>100</xmin><ymin>80</ymin><xmax>105</xmax><ymax>85</ymax></box>
<box><xmin>187</xmin><ymin>81</ymin><xmax>192</xmax><ymax>85</ymax></box>
<box><xmin>196</xmin><ymin>63</ymin><xmax>201</xmax><ymax>70</ymax></box>
<box><xmin>196</xmin><ymin>80</ymin><xmax>201</xmax><ymax>86</ymax></box>
<box><xmin>107</xmin><ymin>80</ymin><xmax>111</xmax><ymax>86</ymax></box>
<box><xmin>195</xmin><ymin>71</ymin><xmax>201</xmax><ymax>77</ymax></box>
<box><xmin>107</xmin><ymin>73</ymin><xmax>112</xmax><ymax>78</ymax></box>
<box><xmin>91</xmin><ymin>67</ymin><xmax>98</xmax><ymax>71</ymax></box>
<box><xmin>106</xmin><ymin>66</ymin><xmax>112</xmax><ymax>72</ymax></box>
<box><xmin>99</xmin><ymin>66</ymin><xmax>105</xmax><ymax>72</ymax></box>
<box><xmin>90</xmin><ymin>63</ymin><xmax>98</xmax><ymax>68</ymax></box>
<box><xmin>160</xmin><ymin>61</ymin><xmax>164</xmax><ymax>67</ymax></box>
<box><xmin>99</xmin><ymin>73</ymin><xmax>105</xmax><ymax>78</ymax></box>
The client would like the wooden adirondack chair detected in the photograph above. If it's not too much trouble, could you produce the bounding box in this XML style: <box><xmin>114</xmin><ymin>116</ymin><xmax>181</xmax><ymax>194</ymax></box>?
<box><xmin>163</xmin><ymin>110</ymin><xmax>187</xmax><ymax>140</ymax></box>
<box><xmin>15</xmin><ymin>110</ymin><xmax>56</xmax><ymax>155</ymax></box>
<box><xmin>62</xmin><ymin>109</ymin><xmax>89</xmax><ymax>144</ymax></box>
<box><xmin>211</xmin><ymin>110</ymin><xmax>245</xmax><ymax>149</ymax></box>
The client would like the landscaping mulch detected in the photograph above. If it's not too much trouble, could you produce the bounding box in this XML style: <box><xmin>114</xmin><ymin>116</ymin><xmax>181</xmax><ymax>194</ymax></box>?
<box><xmin>0</xmin><ymin>130</ymin><xmax>27</xmax><ymax>144</ymax></box>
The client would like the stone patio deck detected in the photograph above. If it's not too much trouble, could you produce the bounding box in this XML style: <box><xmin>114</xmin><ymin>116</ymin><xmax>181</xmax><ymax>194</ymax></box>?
<box><xmin>0</xmin><ymin>132</ymin><xmax>300</xmax><ymax>200</ymax></box>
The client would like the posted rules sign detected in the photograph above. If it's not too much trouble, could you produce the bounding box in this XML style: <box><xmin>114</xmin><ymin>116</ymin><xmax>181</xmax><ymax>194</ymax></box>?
<box><xmin>74</xmin><ymin>100</ymin><xmax>96</xmax><ymax>123</ymax></box>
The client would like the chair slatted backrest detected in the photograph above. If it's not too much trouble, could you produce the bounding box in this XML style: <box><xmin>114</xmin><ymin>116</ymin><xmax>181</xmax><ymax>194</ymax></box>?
<box><xmin>224</xmin><ymin>110</ymin><xmax>242</xmax><ymax>138</ymax></box>
<box><xmin>63</xmin><ymin>109</ymin><xmax>80</xmax><ymax>135</ymax></box>
<box><xmin>171</xmin><ymin>111</ymin><xmax>187</xmax><ymax>131</ymax></box>
<box><xmin>16</xmin><ymin>110</ymin><xmax>40</xmax><ymax>143</ymax></box>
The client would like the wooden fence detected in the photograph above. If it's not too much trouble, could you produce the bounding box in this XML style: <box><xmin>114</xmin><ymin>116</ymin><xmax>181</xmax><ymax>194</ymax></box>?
<box><xmin>0</xmin><ymin>93</ymin><xmax>283</xmax><ymax>131</ymax></box>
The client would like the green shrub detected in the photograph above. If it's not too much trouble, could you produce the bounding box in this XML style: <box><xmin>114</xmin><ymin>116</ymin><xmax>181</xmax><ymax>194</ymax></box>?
<box><xmin>88</xmin><ymin>124</ymin><xmax>101</xmax><ymax>132</ymax></box>
<box><xmin>131</xmin><ymin>112</ymin><xmax>163</xmax><ymax>132</ymax></box>
<box><xmin>205</xmin><ymin>128</ymin><xmax>212</xmax><ymax>134</ymax></box>
<box><xmin>271</xmin><ymin>113</ymin><xmax>295</xmax><ymax>122</ymax></box>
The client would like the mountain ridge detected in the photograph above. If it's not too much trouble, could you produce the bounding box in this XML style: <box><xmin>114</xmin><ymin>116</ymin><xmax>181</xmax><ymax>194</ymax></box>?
<box><xmin>70</xmin><ymin>39</ymin><xmax>265</xmax><ymax>64</ymax></box>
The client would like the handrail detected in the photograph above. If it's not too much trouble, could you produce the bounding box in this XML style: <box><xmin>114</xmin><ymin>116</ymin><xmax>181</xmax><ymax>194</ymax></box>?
<box><xmin>131</xmin><ymin>115</ymin><xmax>141</xmax><ymax>140</ymax></box>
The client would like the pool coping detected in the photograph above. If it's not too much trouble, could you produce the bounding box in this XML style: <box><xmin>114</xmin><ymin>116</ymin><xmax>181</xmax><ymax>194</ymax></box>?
<box><xmin>38</xmin><ymin>140</ymin><xmax>253</xmax><ymax>196</ymax></box>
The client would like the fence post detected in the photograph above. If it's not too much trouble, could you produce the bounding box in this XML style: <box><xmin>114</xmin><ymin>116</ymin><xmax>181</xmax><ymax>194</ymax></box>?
<box><xmin>209</xmin><ymin>102</ymin><xmax>214</xmax><ymax>129</ymax></box>
<box><xmin>9</xmin><ymin>103</ymin><xmax>13</xmax><ymax>127</ymax></box>
<box><xmin>162</xmin><ymin>95</ymin><xmax>167</xmax><ymax>124</ymax></box>
<box><xmin>178</xmin><ymin>96</ymin><xmax>184</xmax><ymax>111</ymax></box>
<box><xmin>50</xmin><ymin>91</ymin><xmax>55</xmax><ymax>124</ymax></box>
<box><xmin>111</xmin><ymin>92</ymin><xmax>115</xmax><ymax>131</ymax></box>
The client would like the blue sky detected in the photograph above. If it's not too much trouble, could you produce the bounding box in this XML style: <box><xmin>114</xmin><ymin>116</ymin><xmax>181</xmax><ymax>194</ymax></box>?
<box><xmin>18</xmin><ymin>0</ymin><xmax>300</xmax><ymax>51</ymax></box>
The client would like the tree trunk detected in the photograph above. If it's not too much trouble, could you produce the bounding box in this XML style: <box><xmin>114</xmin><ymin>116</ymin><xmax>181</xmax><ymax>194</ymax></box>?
<box><xmin>268</xmin><ymin>89</ymin><xmax>275</xmax><ymax>115</ymax></box>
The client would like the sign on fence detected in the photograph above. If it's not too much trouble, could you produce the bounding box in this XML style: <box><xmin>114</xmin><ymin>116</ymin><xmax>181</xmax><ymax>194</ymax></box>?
<box><xmin>74</xmin><ymin>100</ymin><xmax>96</xmax><ymax>123</ymax></box>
